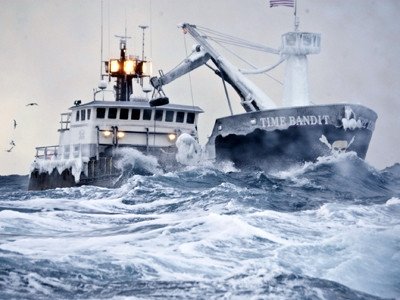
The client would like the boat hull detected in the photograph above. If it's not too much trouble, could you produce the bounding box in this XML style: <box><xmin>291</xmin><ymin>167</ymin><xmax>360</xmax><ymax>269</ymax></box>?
<box><xmin>28</xmin><ymin>168</ymin><xmax>121</xmax><ymax>191</ymax></box>
<box><xmin>28</xmin><ymin>104</ymin><xmax>377</xmax><ymax>190</ymax></box>
<box><xmin>206</xmin><ymin>104</ymin><xmax>377</xmax><ymax>170</ymax></box>
<box><xmin>28</xmin><ymin>147</ymin><xmax>177</xmax><ymax>191</ymax></box>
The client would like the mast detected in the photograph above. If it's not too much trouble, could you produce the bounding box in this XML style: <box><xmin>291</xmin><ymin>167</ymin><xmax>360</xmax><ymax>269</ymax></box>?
<box><xmin>105</xmin><ymin>32</ymin><xmax>153</xmax><ymax>101</ymax></box>
<box><xmin>294</xmin><ymin>0</ymin><xmax>299</xmax><ymax>31</ymax></box>
<box><xmin>114</xmin><ymin>35</ymin><xmax>132</xmax><ymax>101</ymax></box>
<box><xmin>139</xmin><ymin>25</ymin><xmax>149</xmax><ymax>87</ymax></box>
<box><xmin>281</xmin><ymin>0</ymin><xmax>320</xmax><ymax>107</ymax></box>
<box><xmin>139</xmin><ymin>25</ymin><xmax>148</xmax><ymax>61</ymax></box>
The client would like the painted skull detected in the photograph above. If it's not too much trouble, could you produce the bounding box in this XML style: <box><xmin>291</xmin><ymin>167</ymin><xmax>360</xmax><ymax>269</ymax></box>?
<box><xmin>331</xmin><ymin>140</ymin><xmax>348</xmax><ymax>153</ymax></box>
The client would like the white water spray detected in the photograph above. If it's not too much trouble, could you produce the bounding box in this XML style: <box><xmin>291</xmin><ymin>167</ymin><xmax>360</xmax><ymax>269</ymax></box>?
<box><xmin>175</xmin><ymin>133</ymin><xmax>202</xmax><ymax>166</ymax></box>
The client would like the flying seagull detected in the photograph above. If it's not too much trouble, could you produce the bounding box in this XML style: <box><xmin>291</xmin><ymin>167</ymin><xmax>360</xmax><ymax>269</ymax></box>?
<box><xmin>5</xmin><ymin>146</ymin><xmax>14</xmax><ymax>153</ymax></box>
<box><xmin>26</xmin><ymin>102</ymin><xmax>38</xmax><ymax>106</ymax></box>
<box><xmin>13</xmin><ymin>119</ymin><xmax>17</xmax><ymax>129</ymax></box>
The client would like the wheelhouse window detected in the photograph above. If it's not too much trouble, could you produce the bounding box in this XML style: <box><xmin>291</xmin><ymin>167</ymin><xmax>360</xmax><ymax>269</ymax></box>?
<box><xmin>155</xmin><ymin>110</ymin><xmax>163</xmax><ymax>121</ymax></box>
<box><xmin>131</xmin><ymin>108</ymin><xmax>140</xmax><ymax>120</ymax></box>
<box><xmin>87</xmin><ymin>109</ymin><xmax>91</xmax><ymax>120</ymax></box>
<box><xmin>176</xmin><ymin>111</ymin><xmax>185</xmax><ymax>123</ymax></box>
<box><xmin>81</xmin><ymin>109</ymin><xmax>86</xmax><ymax>121</ymax></box>
<box><xmin>143</xmin><ymin>109</ymin><xmax>152</xmax><ymax>120</ymax></box>
<box><xmin>108</xmin><ymin>108</ymin><xmax>117</xmax><ymax>119</ymax></box>
<box><xmin>120</xmin><ymin>108</ymin><xmax>129</xmax><ymax>120</ymax></box>
<box><xmin>186</xmin><ymin>112</ymin><xmax>195</xmax><ymax>124</ymax></box>
<box><xmin>165</xmin><ymin>110</ymin><xmax>174</xmax><ymax>122</ymax></box>
<box><xmin>96</xmin><ymin>108</ymin><xmax>106</xmax><ymax>119</ymax></box>
<box><xmin>76</xmin><ymin>110</ymin><xmax>80</xmax><ymax>121</ymax></box>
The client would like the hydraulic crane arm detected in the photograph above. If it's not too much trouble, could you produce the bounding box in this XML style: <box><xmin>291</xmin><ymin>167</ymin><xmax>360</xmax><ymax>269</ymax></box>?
<box><xmin>151</xmin><ymin>47</ymin><xmax>210</xmax><ymax>90</ymax></box>
<box><xmin>150</xmin><ymin>23</ymin><xmax>276</xmax><ymax>112</ymax></box>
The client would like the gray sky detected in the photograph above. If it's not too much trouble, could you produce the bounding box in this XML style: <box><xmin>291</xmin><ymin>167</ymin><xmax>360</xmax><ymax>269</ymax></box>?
<box><xmin>1</xmin><ymin>0</ymin><xmax>399</xmax><ymax>175</ymax></box>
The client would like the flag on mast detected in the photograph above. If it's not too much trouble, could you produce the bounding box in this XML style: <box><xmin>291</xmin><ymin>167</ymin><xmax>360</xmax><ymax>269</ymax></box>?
<box><xmin>269</xmin><ymin>0</ymin><xmax>294</xmax><ymax>8</ymax></box>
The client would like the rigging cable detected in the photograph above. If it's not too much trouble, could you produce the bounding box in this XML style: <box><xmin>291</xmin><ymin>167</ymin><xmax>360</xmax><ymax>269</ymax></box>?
<box><xmin>196</xmin><ymin>26</ymin><xmax>279</xmax><ymax>54</ymax></box>
<box><xmin>149</xmin><ymin>0</ymin><xmax>153</xmax><ymax>59</ymax></box>
<box><xmin>153</xmin><ymin>109</ymin><xmax>156</xmax><ymax>147</ymax></box>
<box><xmin>211</xmin><ymin>39</ymin><xmax>283</xmax><ymax>85</ymax></box>
<box><xmin>100</xmin><ymin>0</ymin><xmax>103</xmax><ymax>80</ymax></box>
<box><xmin>203</xmin><ymin>63</ymin><xmax>233</xmax><ymax>116</ymax></box>
<box><xmin>195</xmin><ymin>26</ymin><xmax>283</xmax><ymax>84</ymax></box>
<box><xmin>107</xmin><ymin>0</ymin><xmax>110</xmax><ymax>60</ymax></box>
<box><xmin>183</xmin><ymin>34</ymin><xmax>195</xmax><ymax>108</ymax></box>
<box><xmin>239</xmin><ymin>56</ymin><xmax>287</xmax><ymax>74</ymax></box>
<box><xmin>219</xmin><ymin>69</ymin><xmax>234</xmax><ymax>116</ymax></box>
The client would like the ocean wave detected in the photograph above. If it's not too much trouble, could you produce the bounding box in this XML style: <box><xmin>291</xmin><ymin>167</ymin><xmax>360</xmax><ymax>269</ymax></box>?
<box><xmin>0</xmin><ymin>157</ymin><xmax>400</xmax><ymax>299</ymax></box>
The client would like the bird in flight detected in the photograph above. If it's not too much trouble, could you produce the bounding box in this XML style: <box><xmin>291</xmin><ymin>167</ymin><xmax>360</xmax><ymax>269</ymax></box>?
<box><xmin>13</xmin><ymin>119</ymin><xmax>17</xmax><ymax>129</ymax></box>
<box><xmin>26</xmin><ymin>102</ymin><xmax>38</xmax><ymax>106</ymax></box>
<box><xmin>5</xmin><ymin>146</ymin><xmax>14</xmax><ymax>152</ymax></box>
<box><xmin>10</xmin><ymin>140</ymin><xmax>16</xmax><ymax>146</ymax></box>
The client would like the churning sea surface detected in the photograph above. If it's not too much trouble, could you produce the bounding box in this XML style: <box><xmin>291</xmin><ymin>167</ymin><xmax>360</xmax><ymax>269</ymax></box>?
<box><xmin>0</xmin><ymin>152</ymin><xmax>399</xmax><ymax>300</ymax></box>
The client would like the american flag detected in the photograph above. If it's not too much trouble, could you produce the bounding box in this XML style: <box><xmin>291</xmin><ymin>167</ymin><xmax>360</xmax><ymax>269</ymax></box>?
<box><xmin>270</xmin><ymin>0</ymin><xmax>294</xmax><ymax>8</ymax></box>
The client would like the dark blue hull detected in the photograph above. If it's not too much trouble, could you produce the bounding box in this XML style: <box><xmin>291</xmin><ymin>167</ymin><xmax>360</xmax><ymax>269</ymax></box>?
<box><xmin>207</xmin><ymin>104</ymin><xmax>377</xmax><ymax>170</ymax></box>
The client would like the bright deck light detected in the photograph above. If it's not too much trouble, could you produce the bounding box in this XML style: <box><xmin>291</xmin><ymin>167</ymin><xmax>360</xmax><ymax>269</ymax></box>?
<box><xmin>141</xmin><ymin>61</ymin><xmax>152</xmax><ymax>76</ymax></box>
<box><xmin>103</xmin><ymin>130</ymin><xmax>112</xmax><ymax>137</ymax></box>
<box><xmin>117</xmin><ymin>131</ymin><xmax>125</xmax><ymax>139</ymax></box>
<box><xmin>167</xmin><ymin>133</ymin><xmax>176</xmax><ymax>141</ymax></box>
<box><xmin>124</xmin><ymin>60</ymin><xmax>136</xmax><ymax>75</ymax></box>
<box><xmin>109</xmin><ymin>60</ymin><xmax>120</xmax><ymax>73</ymax></box>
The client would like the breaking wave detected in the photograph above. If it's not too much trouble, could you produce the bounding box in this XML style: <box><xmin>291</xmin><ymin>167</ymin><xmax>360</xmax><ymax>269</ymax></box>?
<box><xmin>0</xmin><ymin>154</ymin><xmax>399</xmax><ymax>299</ymax></box>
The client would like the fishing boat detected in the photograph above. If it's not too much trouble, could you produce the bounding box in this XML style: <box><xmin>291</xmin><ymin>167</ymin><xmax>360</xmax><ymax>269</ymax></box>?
<box><xmin>150</xmin><ymin>23</ymin><xmax>377</xmax><ymax>171</ymax></box>
<box><xmin>28</xmin><ymin>13</ymin><xmax>377</xmax><ymax>190</ymax></box>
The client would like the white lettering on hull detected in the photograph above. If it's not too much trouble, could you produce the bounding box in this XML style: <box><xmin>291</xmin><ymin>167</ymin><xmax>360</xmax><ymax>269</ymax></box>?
<box><xmin>259</xmin><ymin>115</ymin><xmax>330</xmax><ymax>128</ymax></box>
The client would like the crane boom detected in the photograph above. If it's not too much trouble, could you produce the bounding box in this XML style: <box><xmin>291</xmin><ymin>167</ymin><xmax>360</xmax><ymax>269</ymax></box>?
<box><xmin>150</xmin><ymin>23</ymin><xmax>276</xmax><ymax>112</ymax></box>
<box><xmin>151</xmin><ymin>47</ymin><xmax>210</xmax><ymax>89</ymax></box>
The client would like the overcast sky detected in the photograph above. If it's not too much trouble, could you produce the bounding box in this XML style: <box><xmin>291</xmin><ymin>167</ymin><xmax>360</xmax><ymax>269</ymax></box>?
<box><xmin>0</xmin><ymin>0</ymin><xmax>399</xmax><ymax>175</ymax></box>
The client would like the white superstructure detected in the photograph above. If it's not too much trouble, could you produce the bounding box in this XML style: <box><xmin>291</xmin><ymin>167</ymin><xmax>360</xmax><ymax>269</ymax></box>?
<box><xmin>29</xmin><ymin>34</ymin><xmax>204</xmax><ymax>190</ymax></box>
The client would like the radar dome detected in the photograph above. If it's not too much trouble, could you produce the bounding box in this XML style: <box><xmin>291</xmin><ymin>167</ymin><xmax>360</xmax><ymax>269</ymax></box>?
<box><xmin>98</xmin><ymin>80</ymin><xmax>108</xmax><ymax>90</ymax></box>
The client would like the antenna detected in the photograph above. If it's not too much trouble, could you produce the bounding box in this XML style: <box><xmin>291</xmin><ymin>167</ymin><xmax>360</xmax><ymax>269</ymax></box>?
<box><xmin>294</xmin><ymin>0</ymin><xmax>300</xmax><ymax>31</ymax></box>
<box><xmin>115</xmin><ymin>8</ymin><xmax>131</xmax><ymax>51</ymax></box>
<box><xmin>139</xmin><ymin>25</ymin><xmax>148</xmax><ymax>61</ymax></box>
<box><xmin>100</xmin><ymin>0</ymin><xmax>104</xmax><ymax>80</ymax></box>
<box><xmin>139</xmin><ymin>25</ymin><xmax>149</xmax><ymax>88</ymax></box>
<box><xmin>114</xmin><ymin>33</ymin><xmax>132</xmax><ymax>54</ymax></box>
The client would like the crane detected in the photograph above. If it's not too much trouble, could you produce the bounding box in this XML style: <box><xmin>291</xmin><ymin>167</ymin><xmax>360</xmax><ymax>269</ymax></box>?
<box><xmin>150</xmin><ymin>23</ymin><xmax>277</xmax><ymax>112</ymax></box>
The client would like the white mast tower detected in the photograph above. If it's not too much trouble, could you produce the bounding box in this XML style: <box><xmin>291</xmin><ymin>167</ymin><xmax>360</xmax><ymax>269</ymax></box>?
<box><xmin>281</xmin><ymin>0</ymin><xmax>321</xmax><ymax>107</ymax></box>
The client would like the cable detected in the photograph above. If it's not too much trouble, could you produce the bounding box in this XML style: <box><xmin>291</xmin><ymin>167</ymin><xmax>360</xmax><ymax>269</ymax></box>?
<box><xmin>183</xmin><ymin>35</ymin><xmax>195</xmax><ymax>108</ymax></box>
<box><xmin>196</xmin><ymin>25</ymin><xmax>279</xmax><ymax>54</ymax></box>
<box><xmin>239</xmin><ymin>56</ymin><xmax>287</xmax><ymax>74</ymax></box>
<box><xmin>191</xmin><ymin>25</ymin><xmax>283</xmax><ymax>84</ymax></box>
<box><xmin>213</xmin><ymin>40</ymin><xmax>283</xmax><ymax>85</ymax></box>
